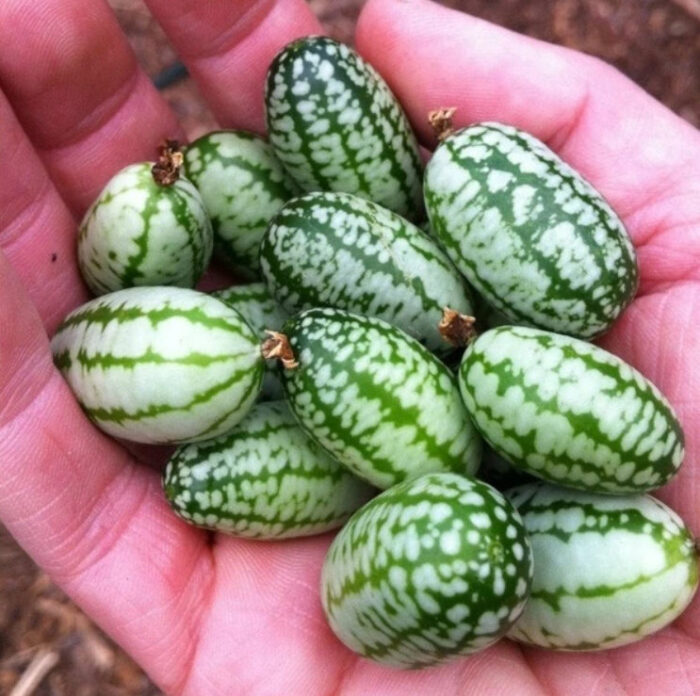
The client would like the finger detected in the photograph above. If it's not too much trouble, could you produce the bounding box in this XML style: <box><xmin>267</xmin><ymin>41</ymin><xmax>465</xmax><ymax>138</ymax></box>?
<box><xmin>0</xmin><ymin>251</ymin><xmax>211</xmax><ymax>694</ymax></box>
<box><xmin>0</xmin><ymin>0</ymin><xmax>182</xmax><ymax>215</ymax></box>
<box><xmin>355</xmin><ymin>0</ymin><xmax>700</xmax><ymax>293</ymax></box>
<box><xmin>522</xmin><ymin>629</ymin><xmax>699</xmax><ymax>696</ymax></box>
<box><xmin>143</xmin><ymin>0</ymin><xmax>323</xmax><ymax>132</ymax></box>
<box><xmin>0</xmin><ymin>90</ymin><xmax>88</xmax><ymax>331</ymax></box>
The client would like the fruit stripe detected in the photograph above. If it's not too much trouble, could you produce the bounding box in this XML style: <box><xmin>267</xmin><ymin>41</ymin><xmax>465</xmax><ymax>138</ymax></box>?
<box><xmin>507</xmin><ymin>483</ymin><xmax>698</xmax><ymax>650</ymax></box>
<box><xmin>51</xmin><ymin>287</ymin><xmax>263</xmax><ymax>444</ymax></box>
<box><xmin>279</xmin><ymin>308</ymin><xmax>481</xmax><ymax>489</ymax></box>
<box><xmin>183</xmin><ymin>131</ymin><xmax>299</xmax><ymax>275</ymax></box>
<box><xmin>78</xmin><ymin>163</ymin><xmax>212</xmax><ymax>294</ymax></box>
<box><xmin>164</xmin><ymin>401</ymin><xmax>375</xmax><ymax>538</ymax></box>
<box><xmin>213</xmin><ymin>283</ymin><xmax>289</xmax><ymax>400</ymax></box>
<box><xmin>260</xmin><ymin>191</ymin><xmax>474</xmax><ymax>356</ymax></box>
<box><xmin>321</xmin><ymin>473</ymin><xmax>533</xmax><ymax>667</ymax></box>
<box><xmin>424</xmin><ymin>123</ymin><xmax>638</xmax><ymax>339</ymax></box>
<box><xmin>265</xmin><ymin>36</ymin><xmax>423</xmax><ymax>220</ymax></box>
<box><xmin>460</xmin><ymin>326</ymin><xmax>684</xmax><ymax>493</ymax></box>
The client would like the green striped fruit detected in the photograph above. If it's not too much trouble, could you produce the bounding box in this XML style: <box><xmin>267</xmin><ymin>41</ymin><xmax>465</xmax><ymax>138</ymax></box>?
<box><xmin>272</xmin><ymin>308</ymin><xmax>481</xmax><ymax>489</ymax></box>
<box><xmin>183</xmin><ymin>130</ymin><xmax>299</xmax><ymax>276</ymax></box>
<box><xmin>459</xmin><ymin>326</ymin><xmax>684</xmax><ymax>494</ymax></box>
<box><xmin>51</xmin><ymin>287</ymin><xmax>264</xmax><ymax>444</ymax></box>
<box><xmin>163</xmin><ymin>401</ymin><xmax>375</xmax><ymax>539</ymax></box>
<box><xmin>78</xmin><ymin>162</ymin><xmax>213</xmax><ymax>295</ymax></box>
<box><xmin>424</xmin><ymin>122</ymin><xmax>638</xmax><ymax>339</ymax></box>
<box><xmin>321</xmin><ymin>472</ymin><xmax>533</xmax><ymax>668</ymax></box>
<box><xmin>507</xmin><ymin>482</ymin><xmax>698</xmax><ymax>650</ymax></box>
<box><xmin>212</xmin><ymin>282</ymin><xmax>289</xmax><ymax>401</ymax></box>
<box><xmin>260</xmin><ymin>191</ymin><xmax>474</xmax><ymax>356</ymax></box>
<box><xmin>265</xmin><ymin>36</ymin><xmax>423</xmax><ymax>221</ymax></box>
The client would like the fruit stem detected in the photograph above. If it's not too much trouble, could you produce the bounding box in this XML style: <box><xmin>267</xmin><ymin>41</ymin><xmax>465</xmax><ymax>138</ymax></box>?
<box><xmin>439</xmin><ymin>307</ymin><xmax>477</xmax><ymax>347</ymax></box>
<box><xmin>261</xmin><ymin>330</ymin><xmax>299</xmax><ymax>369</ymax></box>
<box><xmin>152</xmin><ymin>139</ymin><xmax>184</xmax><ymax>186</ymax></box>
<box><xmin>428</xmin><ymin>107</ymin><xmax>457</xmax><ymax>142</ymax></box>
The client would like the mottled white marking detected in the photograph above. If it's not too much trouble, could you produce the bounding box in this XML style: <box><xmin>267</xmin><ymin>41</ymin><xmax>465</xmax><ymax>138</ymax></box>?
<box><xmin>266</xmin><ymin>37</ymin><xmax>422</xmax><ymax>219</ymax></box>
<box><xmin>321</xmin><ymin>473</ymin><xmax>533</xmax><ymax>667</ymax></box>
<box><xmin>460</xmin><ymin>326</ymin><xmax>683</xmax><ymax>493</ymax></box>
<box><xmin>183</xmin><ymin>131</ymin><xmax>297</xmax><ymax>273</ymax></box>
<box><xmin>425</xmin><ymin>122</ymin><xmax>638</xmax><ymax>338</ymax></box>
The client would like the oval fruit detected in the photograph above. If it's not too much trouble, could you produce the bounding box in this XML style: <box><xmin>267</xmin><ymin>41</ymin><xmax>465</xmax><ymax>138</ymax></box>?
<box><xmin>321</xmin><ymin>472</ymin><xmax>533</xmax><ymax>668</ymax></box>
<box><xmin>183</xmin><ymin>130</ymin><xmax>299</xmax><ymax>276</ymax></box>
<box><xmin>213</xmin><ymin>282</ymin><xmax>289</xmax><ymax>400</ymax></box>
<box><xmin>424</xmin><ymin>122</ymin><xmax>638</xmax><ymax>339</ymax></box>
<box><xmin>163</xmin><ymin>401</ymin><xmax>375</xmax><ymax>539</ymax></box>
<box><xmin>78</xmin><ymin>162</ymin><xmax>213</xmax><ymax>295</ymax></box>
<box><xmin>260</xmin><ymin>191</ymin><xmax>474</xmax><ymax>356</ymax></box>
<box><xmin>459</xmin><ymin>325</ymin><xmax>684</xmax><ymax>493</ymax></box>
<box><xmin>507</xmin><ymin>482</ymin><xmax>698</xmax><ymax>650</ymax></box>
<box><xmin>265</xmin><ymin>36</ymin><xmax>423</xmax><ymax>220</ymax></box>
<box><xmin>270</xmin><ymin>308</ymin><xmax>481</xmax><ymax>489</ymax></box>
<box><xmin>51</xmin><ymin>287</ymin><xmax>264</xmax><ymax>444</ymax></box>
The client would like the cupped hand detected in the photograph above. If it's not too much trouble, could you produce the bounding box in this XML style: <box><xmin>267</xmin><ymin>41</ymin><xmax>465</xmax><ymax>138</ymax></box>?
<box><xmin>1</xmin><ymin>0</ymin><xmax>700</xmax><ymax>694</ymax></box>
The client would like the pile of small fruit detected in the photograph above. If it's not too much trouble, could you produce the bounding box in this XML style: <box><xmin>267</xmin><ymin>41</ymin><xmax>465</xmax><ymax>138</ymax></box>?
<box><xmin>52</xmin><ymin>36</ymin><xmax>697</xmax><ymax>668</ymax></box>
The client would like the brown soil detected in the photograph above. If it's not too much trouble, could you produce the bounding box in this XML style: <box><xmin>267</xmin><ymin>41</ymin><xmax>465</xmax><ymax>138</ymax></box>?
<box><xmin>2</xmin><ymin>1</ymin><xmax>698</xmax><ymax>694</ymax></box>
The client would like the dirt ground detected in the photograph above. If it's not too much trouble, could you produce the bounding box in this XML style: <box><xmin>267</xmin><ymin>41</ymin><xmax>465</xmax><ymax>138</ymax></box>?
<box><xmin>2</xmin><ymin>1</ymin><xmax>699</xmax><ymax>694</ymax></box>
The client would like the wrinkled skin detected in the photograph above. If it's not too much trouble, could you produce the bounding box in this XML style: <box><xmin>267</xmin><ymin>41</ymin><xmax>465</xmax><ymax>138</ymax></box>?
<box><xmin>1</xmin><ymin>1</ymin><xmax>699</xmax><ymax>694</ymax></box>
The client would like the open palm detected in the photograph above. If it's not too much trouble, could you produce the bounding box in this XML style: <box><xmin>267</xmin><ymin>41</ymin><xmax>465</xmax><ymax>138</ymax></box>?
<box><xmin>1</xmin><ymin>0</ymin><xmax>699</xmax><ymax>693</ymax></box>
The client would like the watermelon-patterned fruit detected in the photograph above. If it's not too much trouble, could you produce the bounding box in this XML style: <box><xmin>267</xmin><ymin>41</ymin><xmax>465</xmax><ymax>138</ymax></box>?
<box><xmin>267</xmin><ymin>308</ymin><xmax>482</xmax><ymax>489</ymax></box>
<box><xmin>321</xmin><ymin>472</ymin><xmax>533</xmax><ymax>668</ymax></box>
<box><xmin>260</xmin><ymin>191</ymin><xmax>474</xmax><ymax>356</ymax></box>
<box><xmin>424</xmin><ymin>122</ymin><xmax>638</xmax><ymax>339</ymax></box>
<box><xmin>78</xmin><ymin>162</ymin><xmax>213</xmax><ymax>295</ymax></box>
<box><xmin>163</xmin><ymin>401</ymin><xmax>375</xmax><ymax>539</ymax></box>
<box><xmin>51</xmin><ymin>287</ymin><xmax>264</xmax><ymax>444</ymax></box>
<box><xmin>183</xmin><ymin>131</ymin><xmax>299</xmax><ymax>276</ymax></box>
<box><xmin>213</xmin><ymin>283</ymin><xmax>289</xmax><ymax>400</ymax></box>
<box><xmin>265</xmin><ymin>36</ymin><xmax>423</xmax><ymax>221</ymax></box>
<box><xmin>459</xmin><ymin>326</ymin><xmax>683</xmax><ymax>494</ymax></box>
<box><xmin>507</xmin><ymin>482</ymin><xmax>698</xmax><ymax>650</ymax></box>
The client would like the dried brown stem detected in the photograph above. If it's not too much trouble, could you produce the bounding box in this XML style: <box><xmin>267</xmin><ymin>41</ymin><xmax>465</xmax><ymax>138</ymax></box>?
<box><xmin>152</xmin><ymin>139</ymin><xmax>184</xmax><ymax>186</ymax></box>
<box><xmin>9</xmin><ymin>648</ymin><xmax>59</xmax><ymax>696</ymax></box>
<box><xmin>439</xmin><ymin>307</ymin><xmax>477</xmax><ymax>347</ymax></box>
<box><xmin>428</xmin><ymin>107</ymin><xmax>457</xmax><ymax>142</ymax></box>
<box><xmin>261</xmin><ymin>331</ymin><xmax>299</xmax><ymax>369</ymax></box>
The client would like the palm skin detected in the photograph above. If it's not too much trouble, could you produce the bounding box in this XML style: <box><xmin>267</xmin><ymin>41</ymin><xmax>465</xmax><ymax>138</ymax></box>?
<box><xmin>1</xmin><ymin>0</ymin><xmax>699</xmax><ymax>693</ymax></box>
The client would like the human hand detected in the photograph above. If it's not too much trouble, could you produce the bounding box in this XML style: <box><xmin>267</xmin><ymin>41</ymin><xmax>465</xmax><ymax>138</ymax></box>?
<box><xmin>1</xmin><ymin>0</ymin><xmax>699</xmax><ymax>694</ymax></box>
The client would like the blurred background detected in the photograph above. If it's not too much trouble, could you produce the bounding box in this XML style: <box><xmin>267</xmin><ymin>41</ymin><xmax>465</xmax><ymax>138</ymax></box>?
<box><xmin>1</xmin><ymin>0</ymin><xmax>699</xmax><ymax>694</ymax></box>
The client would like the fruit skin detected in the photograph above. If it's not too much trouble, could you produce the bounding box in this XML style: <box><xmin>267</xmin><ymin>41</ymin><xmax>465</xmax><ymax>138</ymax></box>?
<box><xmin>260</xmin><ymin>191</ymin><xmax>474</xmax><ymax>357</ymax></box>
<box><xmin>459</xmin><ymin>325</ymin><xmax>684</xmax><ymax>494</ymax></box>
<box><xmin>78</xmin><ymin>162</ymin><xmax>213</xmax><ymax>295</ymax></box>
<box><xmin>265</xmin><ymin>36</ymin><xmax>423</xmax><ymax>221</ymax></box>
<box><xmin>212</xmin><ymin>283</ymin><xmax>289</xmax><ymax>400</ymax></box>
<box><xmin>424</xmin><ymin>122</ymin><xmax>638</xmax><ymax>339</ymax></box>
<box><xmin>321</xmin><ymin>472</ymin><xmax>533</xmax><ymax>668</ymax></box>
<box><xmin>277</xmin><ymin>308</ymin><xmax>482</xmax><ymax>489</ymax></box>
<box><xmin>183</xmin><ymin>130</ymin><xmax>299</xmax><ymax>277</ymax></box>
<box><xmin>51</xmin><ymin>286</ymin><xmax>264</xmax><ymax>444</ymax></box>
<box><xmin>507</xmin><ymin>482</ymin><xmax>699</xmax><ymax>650</ymax></box>
<box><xmin>163</xmin><ymin>401</ymin><xmax>375</xmax><ymax>539</ymax></box>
